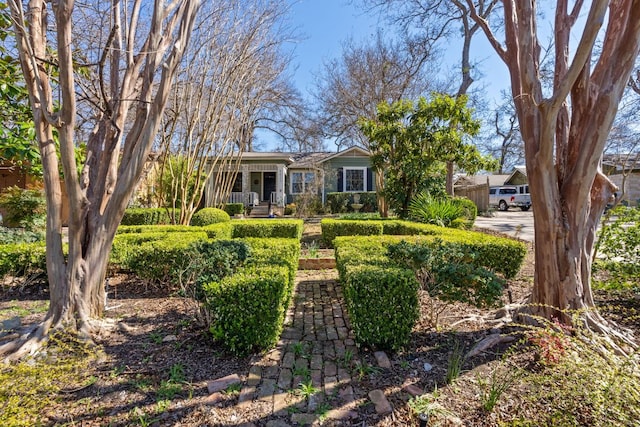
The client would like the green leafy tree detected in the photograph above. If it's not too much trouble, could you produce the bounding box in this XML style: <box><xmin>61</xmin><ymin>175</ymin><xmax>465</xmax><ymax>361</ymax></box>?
<box><xmin>360</xmin><ymin>93</ymin><xmax>495</xmax><ymax>217</ymax></box>
<box><xmin>0</xmin><ymin>5</ymin><xmax>40</xmax><ymax>175</ymax></box>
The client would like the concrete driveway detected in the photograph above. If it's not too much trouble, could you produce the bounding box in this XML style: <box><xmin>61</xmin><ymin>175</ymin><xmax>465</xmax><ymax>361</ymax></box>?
<box><xmin>474</xmin><ymin>209</ymin><xmax>535</xmax><ymax>242</ymax></box>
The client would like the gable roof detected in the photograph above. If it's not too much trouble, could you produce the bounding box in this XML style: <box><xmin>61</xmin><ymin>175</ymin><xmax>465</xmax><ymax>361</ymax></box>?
<box><xmin>505</xmin><ymin>166</ymin><xmax>527</xmax><ymax>184</ymax></box>
<box><xmin>455</xmin><ymin>174</ymin><xmax>510</xmax><ymax>187</ymax></box>
<box><xmin>319</xmin><ymin>146</ymin><xmax>371</xmax><ymax>163</ymax></box>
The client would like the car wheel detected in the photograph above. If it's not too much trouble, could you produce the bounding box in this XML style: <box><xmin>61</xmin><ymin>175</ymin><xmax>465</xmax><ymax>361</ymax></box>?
<box><xmin>520</xmin><ymin>205</ymin><xmax>531</xmax><ymax>211</ymax></box>
<box><xmin>499</xmin><ymin>200</ymin><xmax>508</xmax><ymax>211</ymax></box>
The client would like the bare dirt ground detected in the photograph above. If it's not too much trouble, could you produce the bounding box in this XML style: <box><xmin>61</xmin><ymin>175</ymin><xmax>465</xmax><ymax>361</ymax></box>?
<box><xmin>1</xmin><ymin>226</ymin><xmax>638</xmax><ymax>426</ymax></box>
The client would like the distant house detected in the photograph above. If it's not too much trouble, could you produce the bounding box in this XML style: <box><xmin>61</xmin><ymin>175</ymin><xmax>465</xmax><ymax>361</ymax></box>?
<box><xmin>203</xmin><ymin>146</ymin><xmax>376</xmax><ymax>214</ymax></box>
<box><xmin>603</xmin><ymin>153</ymin><xmax>640</xmax><ymax>206</ymax></box>
<box><xmin>454</xmin><ymin>166</ymin><xmax>530</xmax><ymax>212</ymax></box>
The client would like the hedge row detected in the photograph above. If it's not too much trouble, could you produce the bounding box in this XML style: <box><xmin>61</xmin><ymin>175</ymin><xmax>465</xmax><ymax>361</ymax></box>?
<box><xmin>334</xmin><ymin>231</ymin><xmax>526</xmax><ymax>351</ymax></box>
<box><xmin>200</xmin><ymin>237</ymin><xmax>299</xmax><ymax>355</ymax></box>
<box><xmin>109</xmin><ymin>229</ymin><xmax>300</xmax><ymax>355</ymax></box>
<box><xmin>231</xmin><ymin>219</ymin><xmax>303</xmax><ymax>240</ymax></box>
<box><xmin>224</xmin><ymin>203</ymin><xmax>244</xmax><ymax>216</ymax></box>
<box><xmin>321</xmin><ymin>219</ymin><xmax>444</xmax><ymax>247</ymax></box>
<box><xmin>113</xmin><ymin>231</ymin><xmax>210</xmax><ymax>283</ymax></box>
<box><xmin>335</xmin><ymin>233</ymin><xmax>526</xmax><ymax>280</ymax></box>
<box><xmin>0</xmin><ymin>242</ymin><xmax>47</xmax><ymax>278</ymax></box>
<box><xmin>120</xmin><ymin>208</ymin><xmax>180</xmax><ymax>225</ymax></box>
<box><xmin>326</xmin><ymin>192</ymin><xmax>377</xmax><ymax>213</ymax></box>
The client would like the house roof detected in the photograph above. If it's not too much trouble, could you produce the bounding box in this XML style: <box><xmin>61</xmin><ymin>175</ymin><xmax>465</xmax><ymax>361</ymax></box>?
<box><xmin>320</xmin><ymin>146</ymin><xmax>371</xmax><ymax>163</ymax></box>
<box><xmin>289</xmin><ymin>152</ymin><xmax>333</xmax><ymax>168</ymax></box>
<box><xmin>505</xmin><ymin>166</ymin><xmax>528</xmax><ymax>184</ymax></box>
<box><xmin>455</xmin><ymin>174</ymin><xmax>510</xmax><ymax>187</ymax></box>
<box><xmin>235</xmin><ymin>152</ymin><xmax>296</xmax><ymax>162</ymax></box>
<box><xmin>602</xmin><ymin>153</ymin><xmax>640</xmax><ymax>172</ymax></box>
<box><xmin>240</xmin><ymin>146</ymin><xmax>371</xmax><ymax>169</ymax></box>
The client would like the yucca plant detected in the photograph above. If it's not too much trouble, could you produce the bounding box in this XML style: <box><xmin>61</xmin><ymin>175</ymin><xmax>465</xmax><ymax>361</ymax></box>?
<box><xmin>409</xmin><ymin>192</ymin><xmax>465</xmax><ymax>228</ymax></box>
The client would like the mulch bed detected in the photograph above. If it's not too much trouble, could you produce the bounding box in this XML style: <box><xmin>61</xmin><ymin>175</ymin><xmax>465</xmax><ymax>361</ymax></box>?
<box><xmin>1</xmin><ymin>237</ymin><xmax>638</xmax><ymax>426</ymax></box>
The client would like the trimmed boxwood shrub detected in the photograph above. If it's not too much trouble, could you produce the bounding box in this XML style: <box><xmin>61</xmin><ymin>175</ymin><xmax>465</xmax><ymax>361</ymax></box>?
<box><xmin>190</xmin><ymin>208</ymin><xmax>231</xmax><ymax>226</ymax></box>
<box><xmin>381</xmin><ymin>220</ymin><xmax>440</xmax><ymax>236</ymax></box>
<box><xmin>203</xmin><ymin>223</ymin><xmax>233</xmax><ymax>239</ymax></box>
<box><xmin>110</xmin><ymin>231</ymin><xmax>173</xmax><ymax>266</ymax></box>
<box><xmin>183</xmin><ymin>240</ymin><xmax>251</xmax><ymax>299</ymax></box>
<box><xmin>120</xmin><ymin>208</ymin><xmax>179</xmax><ymax>225</ymax></box>
<box><xmin>334</xmin><ymin>233</ymin><xmax>526</xmax><ymax>280</ymax></box>
<box><xmin>343</xmin><ymin>264</ymin><xmax>419</xmax><ymax>351</ymax></box>
<box><xmin>243</xmin><ymin>237</ymin><xmax>301</xmax><ymax>286</ymax></box>
<box><xmin>0</xmin><ymin>242</ymin><xmax>47</xmax><ymax>278</ymax></box>
<box><xmin>321</xmin><ymin>219</ymin><xmax>384</xmax><ymax>247</ymax></box>
<box><xmin>327</xmin><ymin>219</ymin><xmax>526</xmax><ymax>278</ymax></box>
<box><xmin>231</xmin><ymin>219</ymin><xmax>303</xmax><ymax>240</ymax></box>
<box><xmin>202</xmin><ymin>265</ymin><xmax>291</xmax><ymax>355</ymax></box>
<box><xmin>224</xmin><ymin>203</ymin><xmax>245</xmax><ymax>216</ymax></box>
<box><xmin>387</xmin><ymin>240</ymin><xmax>505</xmax><ymax>308</ymax></box>
<box><xmin>122</xmin><ymin>231</ymin><xmax>209</xmax><ymax>284</ymax></box>
<box><xmin>116</xmin><ymin>224</ymin><xmax>193</xmax><ymax>234</ymax></box>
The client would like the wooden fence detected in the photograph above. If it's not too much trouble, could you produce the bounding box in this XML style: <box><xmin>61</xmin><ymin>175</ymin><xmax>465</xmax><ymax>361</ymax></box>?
<box><xmin>454</xmin><ymin>182</ymin><xmax>489</xmax><ymax>212</ymax></box>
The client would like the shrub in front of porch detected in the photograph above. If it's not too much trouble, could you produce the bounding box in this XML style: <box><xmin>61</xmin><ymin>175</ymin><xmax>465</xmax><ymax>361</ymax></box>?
<box><xmin>223</xmin><ymin>203</ymin><xmax>244</xmax><ymax>216</ymax></box>
<box><xmin>190</xmin><ymin>207</ymin><xmax>231</xmax><ymax>226</ymax></box>
<box><xmin>326</xmin><ymin>191</ymin><xmax>377</xmax><ymax>214</ymax></box>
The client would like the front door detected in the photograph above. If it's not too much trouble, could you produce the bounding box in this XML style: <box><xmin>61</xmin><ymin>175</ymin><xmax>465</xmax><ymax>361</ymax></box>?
<box><xmin>263</xmin><ymin>172</ymin><xmax>276</xmax><ymax>202</ymax></box>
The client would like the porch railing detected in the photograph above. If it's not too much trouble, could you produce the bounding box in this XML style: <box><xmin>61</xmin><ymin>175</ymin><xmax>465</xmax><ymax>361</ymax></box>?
<box><xmin>228</xmin><ymin>192</ymin><xmax>259</xmax><ymax>206</ymax></box>
<box><xmin>270</xmin><ymin>191</ymin><xmax>286</xmax><ymax>207</ymax></box>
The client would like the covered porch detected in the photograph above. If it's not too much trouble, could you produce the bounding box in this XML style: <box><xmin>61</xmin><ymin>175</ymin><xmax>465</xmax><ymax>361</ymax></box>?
<box><xmin>205</xmin><ymin>162</ymin><xmax>288</xmax><ymax>209</ymax></box>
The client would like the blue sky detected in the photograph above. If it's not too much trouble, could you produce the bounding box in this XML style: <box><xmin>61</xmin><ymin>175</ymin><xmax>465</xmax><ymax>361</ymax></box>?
<box><xmin>285</xmin><ymin>0</ymin><xmax>511</xmax><ymax>101</ymax></box>
<box><xmin>286</xmin><ymin>0</ymin><xmax>380</xmax><ymax>94</ymax></box>
<box><xmin>257</xmin><ymin>0</ymin><xmax>513</xmax><ymax>149</ymax></box>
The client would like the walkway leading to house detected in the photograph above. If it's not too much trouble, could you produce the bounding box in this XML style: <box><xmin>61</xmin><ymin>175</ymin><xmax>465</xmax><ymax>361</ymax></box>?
<box><xmin>206</xmin><ymin>269</ymin><xmax>376</xmax><ymax>426</ymax></box>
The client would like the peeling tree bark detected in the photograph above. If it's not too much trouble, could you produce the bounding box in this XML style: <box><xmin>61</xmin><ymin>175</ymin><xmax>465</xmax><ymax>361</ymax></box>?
<box><xmin>3</xmin><ymin>0</ymin><xmax>201</xmax><ymax>361</ymax></box>
<box><xmin>467</xmin><ymin>0</ymin><xmax>640</xmax><ymax>348</ymax></box>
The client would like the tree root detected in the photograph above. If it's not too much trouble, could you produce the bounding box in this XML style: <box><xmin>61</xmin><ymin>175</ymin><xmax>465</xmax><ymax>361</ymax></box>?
<box><xmin>0</xmin><ymin>320</ymin><xmax>51</xmax><ymax>363</ymax></box>
<box><xmin>514</xmin><ymin>304</ymin><xmax>638</xmax><ymax>358</ymax></box>
<box><xmin>0</xmin><ymin>314</ymin><xmax>98</xmax><ymax>363</ymax></box>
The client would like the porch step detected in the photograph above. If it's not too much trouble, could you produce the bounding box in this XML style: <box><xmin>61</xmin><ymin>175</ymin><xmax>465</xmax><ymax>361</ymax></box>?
<box><xmin>249</xmin><ymin>205</ymin><xmax>269</xmax><ymax>218</ymax></box>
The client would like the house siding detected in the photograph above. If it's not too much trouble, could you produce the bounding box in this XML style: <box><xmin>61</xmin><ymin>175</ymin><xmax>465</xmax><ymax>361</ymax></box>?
<box><xmin>323</xmin><ymin>157</ymin><xmax>375</xmax><ymax>193</ymax></box>
<box><xmin>610</xmin><ymin>173</ymin><xmax>640</xmax><ymax>206</ymax></box>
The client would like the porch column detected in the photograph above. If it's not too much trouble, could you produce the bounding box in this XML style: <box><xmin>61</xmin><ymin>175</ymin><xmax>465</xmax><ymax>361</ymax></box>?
<box><xmin>277</xmin><ymin>165</ymin><xmax>286</xmax><ymax>207</ymax></box>
<box><xmin>241</xmin><ymin>165</ymin><xmax>250</xmax><ymax>205</ymax></box>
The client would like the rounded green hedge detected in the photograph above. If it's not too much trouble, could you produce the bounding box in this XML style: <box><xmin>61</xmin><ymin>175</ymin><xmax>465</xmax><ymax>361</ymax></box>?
<box><xmin>190</xmin><ymin>208</ymin><xmax>231</xmax><ymax>226</ymax></box>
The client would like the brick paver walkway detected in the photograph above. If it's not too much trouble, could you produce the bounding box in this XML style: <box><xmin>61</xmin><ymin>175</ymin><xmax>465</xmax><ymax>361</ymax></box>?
<box><xmin>231</xmin><ymin>269</ymin><xmax>362</xmax><ymax>426</ymax></box>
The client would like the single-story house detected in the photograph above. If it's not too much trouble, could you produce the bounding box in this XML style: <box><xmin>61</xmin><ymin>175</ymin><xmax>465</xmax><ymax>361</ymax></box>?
<box><xmin>203</xmin><ymin>146</ymin><xmax>376</xmax><ymax>212</ymax></box>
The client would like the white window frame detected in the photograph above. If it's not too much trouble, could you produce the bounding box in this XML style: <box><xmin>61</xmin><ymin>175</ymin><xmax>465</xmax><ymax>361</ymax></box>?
<box><xmin>343</xmin><ymin>167</ymin><xmax>366</xmax><ymax>192</ymax></box>
<box><xmin>290</xmin><ymin>171</ymin><xmax>316</xmax><ymax>195</ymax></box>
